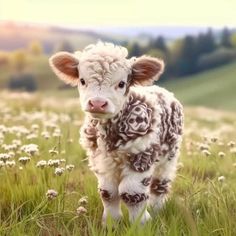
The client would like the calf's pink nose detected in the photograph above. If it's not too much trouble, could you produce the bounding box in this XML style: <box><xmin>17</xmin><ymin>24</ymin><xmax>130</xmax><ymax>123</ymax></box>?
<box><xmin>88</xmin><ymin>99</ymin><xmax>108</xmax><ymax>113</ymax></box>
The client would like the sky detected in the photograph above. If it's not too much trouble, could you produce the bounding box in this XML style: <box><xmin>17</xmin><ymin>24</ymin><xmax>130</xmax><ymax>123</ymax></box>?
<box><xmin>0</xmin><ymin>0</ymin><xmax>236</xmax><ymax>27</ymax></box>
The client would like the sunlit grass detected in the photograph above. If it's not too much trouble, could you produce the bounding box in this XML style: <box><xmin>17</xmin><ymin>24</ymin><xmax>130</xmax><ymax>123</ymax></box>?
<box><xmin>0</xmin><ymin>91</ymin><xmax>235</xmax><ymax>235</ymax></box>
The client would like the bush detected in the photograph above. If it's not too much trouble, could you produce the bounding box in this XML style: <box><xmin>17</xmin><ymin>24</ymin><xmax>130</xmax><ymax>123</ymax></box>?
<box><xmin>28</xmin><ymin>41</ymin><xmax>43</xmax><ymax>56</ymax></box>
<box><xmin>10</xmin><ymin>50</ymin><xmax>28</xmax><ymax>71</ymax></box>
<box><xmin>197</xmin><ymin>48</ymin><xmax>236</xmax><ymax>71</ymax></box>
<box><xmin>8</xmin><ymin>73</ymin><xmax>38</xmax><ymax>92</ymax></box>
<box><xmin>0</xmin><ymin>52</ymin><xmax>9</xmax><ymax>67</ymax></box>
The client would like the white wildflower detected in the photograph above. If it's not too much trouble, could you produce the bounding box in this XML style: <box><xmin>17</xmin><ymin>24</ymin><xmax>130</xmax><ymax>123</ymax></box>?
<box><xmin>8</xmin><ymin>151</ymin><xmax>15</xmax><ymax>158</ymax></box>
<box><xmin>12</xmin><ymin>139</ymin><xmax>22</xmax><ymax>147</ymax></box>
<box><xmin>227</xmin><ymin>141</ymin><xmax>235</xmax><ymax>148</ymax></box>
<box><xmin>202</xmin><ymin>150</ymin><xmax>211</xmax><ymax>157</ymax></box>
<box><xmin>41</xmin><ymin>131</ymin><xmax>50</xmax><ymax>139</ymax></box>
<box><xmin>210</xmin><ymin>137</ymin><xmax>218</xmax><ymax>143</ymax></box>
<box><xmin>52</xmin><ymin>128</ymin><xmax>62</xmax><ymax>137</ymax></box>
<box><xmin>21</xmin><ymin>144</ymin><xmax>39</xmax><ymax>156</ymax></box>
<box><xmin>66</xmin><ymin>164</ymin><xmax>75</xmax><ymax>172</ymax></box>
<box><xmin>26</xmin><ymin>133</ymin><xmax>38</xmax><ymax>140</ymax></box>
<box><xmin>78</xmin><ymin>196</ymin><xmax>88</xmax><ymax>205</ymax></box>
<box><xmin>55</xmin><ymin>167</ymin><xmax>65</xmax><ymax>176</ymax></box>
<box><xmin>177</xmin><ymin>162</ymin><xmax>184</xmax><ymax>170</ymax></box>
<box><xmin>6</xmin><ymin>160</ymin><xmax>16</xmax><ymax>167</ymax></box>
<box><xmin>18</xmin><ymin>156</ymin><xmax>31</xmax><ymax>165</ymax></box>
<box><xmin>0</xmin><ymin>125</ymin><xmax>7</xmax><ymax>134</ymax></box>
<box><xmin>3</xmin><ymin>144</ymin><xmax>17</xmax><ymax>151</ymax></box>
<box><xmin>46</xmin><ymin>189</ymin><xmax>58</xmax><ymax>200</ymax></box>
<box><xmin>76</xmin><ymin>206</ymin><xmax>87</xmax><ymax>215</ymax></box>
<box><xmin>45</xmin><ymin>122</ymin><xmax>58</xmax><ymax>129</ymax></box>
<box><xmin>49</xmin><ymin>149</ymin><xmax>58</xmax><ymax>156</ymax></box>
<box><xmin>0</xmin><ymin>153</ymin><xmax>11</xmax><ymax>162</ymax></box>
<box><xmin>48</xmin><ymin>159</ymin><xmax>60</xmax><ymax>167</ymax></box>
<box><xmin>218</xmin><ymin>152</ymin><xmax>225</xmax><ymax>158</ymax></box>
<box><xmin>67</xmin><ymin>139</ymin><xmax>73</xmax><ymax>143</ymax></box>
<box><xmin>199</xmin><ymin>143</ymin><xmax>209</xmax><ymax>151</ymax></box>
<box><xmin>218</xmin><ymin>176</ymin><xmax>225</xmax><ymax>182</ymax></box>
<box><xmin>36</xmin><ymin>160</ymin><xmax>47</xmax><ymax>169</ymax></box>
<box><xmin>31</xmin><ymin>124</ymin><xmax>39</xmax><ymax>130</ymax></box>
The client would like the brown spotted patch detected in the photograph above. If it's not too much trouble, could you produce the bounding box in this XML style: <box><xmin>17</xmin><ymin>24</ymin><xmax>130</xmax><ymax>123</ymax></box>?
<box><xmin>120</xmin><ymin>192</ymin><xmax>148</xmax><ymax>205</ymax></box>
<box><xmin>150</xmin><ymin>178</ymin><xmax>170</xmax><ymax>195</ymax></box>
<box><xmin>128</xmin><ymin>144</ymin><xmax>160</xmax><ymax>172</ymax></box>
<box><xmin>83</xmin><ymin>119</ymin><xmax>99</xmax><ymax>149</ymax></box>
<box><xmin>157</xmin><ymin>93</ymin><xmax>183</xmax><ymax>159</ymax></box>
<box><xmin>141</xmin><ymin>177</ymin><xmax>152</xmax><ymax>186</ymax></box>
<box><xmin>104</xmin><ymin>92</ymin><xmax>155</xmax><ymax>151</ymax></box>
<box><xmin>99</xmin><ymin>188</ymin><xmax>112</xmax><ymax>201</ymax></box>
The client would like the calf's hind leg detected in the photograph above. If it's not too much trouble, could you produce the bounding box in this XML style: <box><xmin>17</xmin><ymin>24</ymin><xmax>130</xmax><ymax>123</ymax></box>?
<box><xmin>148</xmin><ymin>153</ymin><xmax>178</xmax><ymax>212</ymax></box>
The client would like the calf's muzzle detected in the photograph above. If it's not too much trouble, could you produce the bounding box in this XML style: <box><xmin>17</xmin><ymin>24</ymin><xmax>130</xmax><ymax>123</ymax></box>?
<box><xmin>87</xmin><ymin>98</ymin><xmax>108</xmax><ymax>113</ymax></box>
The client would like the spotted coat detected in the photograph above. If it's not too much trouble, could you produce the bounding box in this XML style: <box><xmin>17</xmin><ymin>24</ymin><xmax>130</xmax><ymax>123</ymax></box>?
<box><xmin>80</xmin><ymin>85</ymin><xmax>183</xmax><ymax>219</ymax></box>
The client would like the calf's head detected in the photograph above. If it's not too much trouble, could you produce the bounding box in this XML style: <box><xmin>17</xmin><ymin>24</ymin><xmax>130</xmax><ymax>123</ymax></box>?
<box><xmin>49</xmin><ymin>43</ymin><xmax>164</xmax><ymax>119</ymax></box>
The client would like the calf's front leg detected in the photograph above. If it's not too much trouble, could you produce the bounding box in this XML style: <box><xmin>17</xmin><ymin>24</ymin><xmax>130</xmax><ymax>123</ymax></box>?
<box><xmin>97</xmin><ymin>175</ymin><xmax>122</xmax><ymax>224</ymax></box>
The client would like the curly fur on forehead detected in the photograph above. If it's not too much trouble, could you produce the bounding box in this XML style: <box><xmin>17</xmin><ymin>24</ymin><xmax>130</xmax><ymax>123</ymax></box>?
<box><xmin>77</xmin><ymin>42</ymin><xmax>132</xmax><ymax>76</ymax></box>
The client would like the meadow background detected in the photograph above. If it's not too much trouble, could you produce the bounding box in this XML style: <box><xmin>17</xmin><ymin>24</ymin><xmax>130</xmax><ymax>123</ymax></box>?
<box><xmin>0</xmin><ymin>0</ymin><xmax>236</xmax><ymax>235</ymax></box>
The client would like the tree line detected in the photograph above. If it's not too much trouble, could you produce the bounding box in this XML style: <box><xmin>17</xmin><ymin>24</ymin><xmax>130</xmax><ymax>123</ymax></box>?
<box><xmin>126</xmin><ymin>27</ymin><xmax>236</xmax><ymax>80</ymax></box>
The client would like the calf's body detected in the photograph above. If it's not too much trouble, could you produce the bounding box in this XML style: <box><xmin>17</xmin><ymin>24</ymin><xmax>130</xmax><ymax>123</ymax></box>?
<box><xmin>80</xmin><ymin>85</ymin><xmax>183</xmax><ymax>223</ymax></box>
<box><xmin>49</xmin><ymin>42</ymin><xmax>183</xmax><ymax>224</ymax></box>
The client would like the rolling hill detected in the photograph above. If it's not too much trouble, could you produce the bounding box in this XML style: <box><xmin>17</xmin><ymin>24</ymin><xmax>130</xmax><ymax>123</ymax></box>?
<box><xmin>0</xmin><ymin>22</ymin><xmax>114</xmax><ymax>53</ymax></box>
<box><xmin>162</xmin><ymin>61</ymin><xmax>236</xmax><ymax>111</ymax></box>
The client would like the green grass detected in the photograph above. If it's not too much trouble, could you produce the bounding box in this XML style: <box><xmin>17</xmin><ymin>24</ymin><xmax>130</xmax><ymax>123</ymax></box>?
<box><xmin>163</xmin><ymin>61</ymin><xmax>236</xmax><ymax>110</ymax></box>
<box><xmin>0</xmin><ymin>91</ymin><xmax>236</xmax><ymax>235</ymax></box>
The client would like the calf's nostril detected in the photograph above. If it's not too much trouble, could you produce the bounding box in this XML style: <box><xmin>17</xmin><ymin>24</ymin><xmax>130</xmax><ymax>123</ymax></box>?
<box><xmin>88</xmin><ymin>100</ymin><xmax>94</xmax><ymax>108</ymax></box>
<box><xmin>101</xmin><ymin>101</ymin><xmax>108</xmax><ymax>109</ymax></box>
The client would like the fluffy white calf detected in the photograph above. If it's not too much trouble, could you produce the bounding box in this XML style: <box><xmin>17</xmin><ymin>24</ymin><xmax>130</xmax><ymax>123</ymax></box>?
<box><xmin>49</xmin><ymin>42</ymin><xmax>183</xmax><ymax>224</ymax></box>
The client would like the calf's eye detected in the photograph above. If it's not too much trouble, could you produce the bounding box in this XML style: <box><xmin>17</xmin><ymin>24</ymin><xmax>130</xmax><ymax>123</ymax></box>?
<box><xmin>118</xmin><ymin>81</ymin><xmax>125</xmax><ymax>89</ymax></box>
<box><xmin>80</xmin><ymin>78</ymin><xmax>86</xmax><ymax>86</ymax></box>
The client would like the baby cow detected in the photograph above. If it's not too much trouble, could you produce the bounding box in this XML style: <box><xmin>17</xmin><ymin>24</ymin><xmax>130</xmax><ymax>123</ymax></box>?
<box><xmin>49</xmin><ymin>42</ymin><xmax>183</xmax><ymax>224</ymax></box>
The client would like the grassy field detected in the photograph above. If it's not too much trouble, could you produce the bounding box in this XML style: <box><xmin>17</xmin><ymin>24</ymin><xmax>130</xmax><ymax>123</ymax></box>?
<box><xmin>0</xmin><ymin>91</ymin><xmax>236</xmax><ymax>235</ymax></box>
<box><xmin>163</xmin><ymin>61</ymin><xmax>236</xmax><ymax>111</ymax></box>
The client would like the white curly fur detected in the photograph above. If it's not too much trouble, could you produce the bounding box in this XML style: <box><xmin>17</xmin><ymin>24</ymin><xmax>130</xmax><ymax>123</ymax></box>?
<box><xmin>49</xmin><ymin>42</ymin><xmax>184</xmax><ymax>225</ymax></box>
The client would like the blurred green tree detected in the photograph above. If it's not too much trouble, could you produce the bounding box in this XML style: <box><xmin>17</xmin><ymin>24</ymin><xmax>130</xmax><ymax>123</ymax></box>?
<box><xmin>230</xmin><ymin>33</ymin><xmax>236</xmax><ymax>48</ymax></box>
<box><xmin>149</xmin><ymin>36</ymin><xmax>168</xmax><ymax>53</ymax></box>
<box><xmin>151</xmin><ymin>36</ymin><xmax>168</xmax><ymax>53</ymax></box>
<box><xmin>196</xmin><ymin>29</ymin><xmax>216</xmax><ymax>56</ymax></box>
<box><xmin>8</xmin><ymin>73</ymin><xmax>37</xmax><ymax>92</ymax></box>
<box><xmin>0</xmin><ymin>51</ymin><xmax>10</xmax><ymax>67</ymax></box>
<box><xmin>147</xmin><ymin>48</ymin><xmax>166</xmax><ymax>60</ymax></box>
<box><xmin>11</xmin><ymin>50</ymin><xmax>28</xmax><ymax>72</ymax></box>
<box><xmin>55</xmin><ymin>40</ymin><xmax>74</xmax><ymax>52</ymax></box>
<box><xmin>129</xmin><ymin>42</ymin><xmax>143</xmax><ymax>57</ymax></box>
<box><xmin>170</xmin><ymin>36</ymin><xmax>197</xmax><ymax>76</ymax></box>
<box><xmin>28</xmin><ymin>41</ymin><xmax>43</xmax><ymax>56</ymax></box>
<box><xmin>221</xmin><ymin>27</ymin><xmax>232</xmax><ymax>48</ymax></box>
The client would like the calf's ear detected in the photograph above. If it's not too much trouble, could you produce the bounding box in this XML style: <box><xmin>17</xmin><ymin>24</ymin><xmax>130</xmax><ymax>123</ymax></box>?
<box><xmin>130</xmin><ymin>56</ymin><xmax>164</xmax><ymax>86</ymax></box>
<box><xmin>49</xmin><ymin>52</ymin><xmax>79</xmax><ymax>87</ymax></box>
